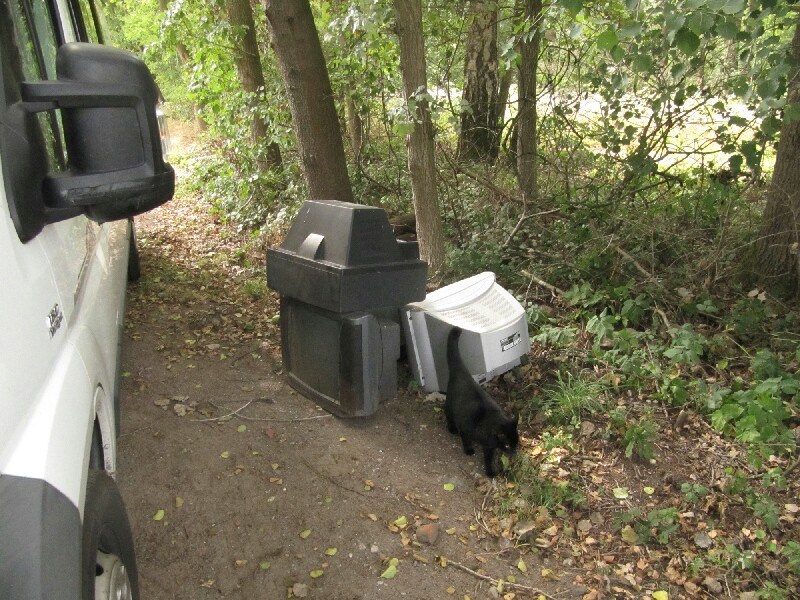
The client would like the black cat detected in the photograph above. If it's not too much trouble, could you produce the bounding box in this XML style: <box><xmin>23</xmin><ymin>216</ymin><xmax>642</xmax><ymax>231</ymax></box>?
<box><xmin>444</xmin><ymin>326</ymin><xmax>519</xmax><ymax>477</ymax></box>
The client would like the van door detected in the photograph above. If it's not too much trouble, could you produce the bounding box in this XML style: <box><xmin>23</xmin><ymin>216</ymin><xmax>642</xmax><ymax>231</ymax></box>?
<box><xmin>9</xmin><ymin>0</ymin><xmax>95</xmax><ymax>325</ymax></box>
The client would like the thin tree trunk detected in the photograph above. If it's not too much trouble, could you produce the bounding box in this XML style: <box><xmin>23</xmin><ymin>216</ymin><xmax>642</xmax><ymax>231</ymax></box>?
<box><xmin>516</xmin><ymin>0</ymin><xmax>542</xmax><ymax>208</ymax></box>
<box><xmin>755</xmin><ymin>17</ymin><xmax>800</xmax><ymax>299</ymax></box>
<box><xmin>458</xmin><ymin>0</ymin><xmax>499</xmax><ymax>161</ymax></box>
<box><xmin>346</xmin><ymin>95</ymin><xmax>364</xmax><ymax>163</ymax></box>
<box><xmin>263</xmin><ymin>0</ymin><xmax>354</xmax><ymax>203</ymax></box>
<box><xmin>226</xmin><ymin>0</ymin><xmax>281</xmax><ymax>169</ymax></box>
<box><xmin>394</xmin><ymin>0</ymin><xmax>446</xmax><ymax>275</ymax></box>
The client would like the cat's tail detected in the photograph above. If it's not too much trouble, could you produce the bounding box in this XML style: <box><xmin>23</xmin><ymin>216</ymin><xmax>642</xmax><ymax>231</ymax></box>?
<box><xmin>447</xmin><ymin>326</ymin><xmax>464</xmax><ymax>370</ymax></box>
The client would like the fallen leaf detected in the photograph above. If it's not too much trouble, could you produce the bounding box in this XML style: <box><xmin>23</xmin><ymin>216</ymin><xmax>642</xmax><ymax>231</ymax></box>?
<box><xmin>652</xmin><ymin>593</ymin><xmax>668</xmax><ymax>600</ymax></box>
<box><xmin>237</xmin><ymin>424</ymin><xmax>247</xmax><ymax>433</ymax></box>
<box><xmin>153</xmin><ymin>509</ymin><xmax>165</xmax><ymax>521</ymax></box>
<box><xmin>259</xmin><ymin>561</ymin><xmax>270</xmax><ymax>570</ymax></box>
<box><xmin>310</xmin><ymin>569</ymin><xmax>324</xmax><ymax>578</ymax></box>
<box><xmin>541</xmin><ymin>568</ymin><xmax>558</xmax><ymax>580</ymax></box>
<box><xmin>612</xmin><ymin>487</ymin><xmax>629</xmax><ymax>499</ymax></box>
<box><xmin>393</xmin><ymin>515</ymin><xmax>408</xmax><ymax>528</ymax></box>
<box><xmin>694</xmin><ymin>531</ymin><xmax>713</xmax><ymax>549</ymax></box>
<box><xmin>620</xmin><ymin>525</ymin><xmax>639</xmax><ymax>544</ymax></box>
<box><xmin>200</xmin><ymin>579</ymin><xmax>214</xmax><ymax>588</ymax></box>
<box><xmin>367</xmin><ymin>513</ymin><xmax>378</xmax><ymax>521</ymax></box>
<box><xmin>446</xmin><ymin>587</ymin><xmax>456</xmax><ymax>594</ymax></box>
<box><xmin>325</xmin><ymin>547</ymin><xmax>337</xmax><ymax>556</ymax></box>
<box><xmin>443</xmin><ymin>483</ymin><xmax>455</xmax><ymax>491</ymax></box>
<box><xmin>380</xmin><ymin>558</ymin><xmax>399</xmax><ymax>579</ymax></box>
<box><xmin>175</xmin><ymin>496</ymin><xmax>184</xmax><ymax>508</ymax></box>
<box><xmin>518</xmin><ymin>559</ymin><xmax>528</xmax><ymax>573</ymax></box>
<box><xmin>234</xmin><ymin>559</ymin><xmax>247</xmax><ymax>567</ymax></box>
<box><xmin>643</xmin><ymin>486</ymin><xmax>655</xmax><ymax>495</ymax></box>
<box><xmin>300</xmin><ymin>529</ymin><xmax>312</xmax><ymax>539</ymax></box>
<box><xmin>292</xmin><ymin>582</ymin><xmax>308</xmax><ymax>598</ymax></box>
<box><xmin>220</xmin><ymin>451</ymin><xmax>230</xmax><ymax>459</ymax></box>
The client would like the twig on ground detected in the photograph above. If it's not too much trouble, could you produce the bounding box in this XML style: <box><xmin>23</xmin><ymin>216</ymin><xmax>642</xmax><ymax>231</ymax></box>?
<box><xmin>190</xmin><ymin>399</ymin><xmax>255</xmax><ymax>422</ymax></box>
<box><xmin>444</xmin><ymin>557</ymin><xmax>557</xmax><ymax>599</ymax></box>
<box><xmin>522</xmin><ymin>269</ymin><xmax>565</xmax><ymax>296</ymax></box>
<box><xmin>192</xmin><ymin>398</ymin><xmax>333</xmax><ymax>423</ymax></box>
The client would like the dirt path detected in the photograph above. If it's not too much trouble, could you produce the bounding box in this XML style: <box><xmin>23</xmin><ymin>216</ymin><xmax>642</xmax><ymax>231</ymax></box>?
<box><xmin>116</xmin><ymin>142</ymin><xmax>576</xmax><ymax>599</ymax></box>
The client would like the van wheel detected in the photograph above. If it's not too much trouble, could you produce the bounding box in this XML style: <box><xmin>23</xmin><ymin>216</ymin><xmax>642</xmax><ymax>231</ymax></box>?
<box><xmin>127</xmin><ymin>220</ymin><xmax>141</xmax><ymax>282</ymax></box>
<box><xmin>82</xmin><ymin>471</ymin><xmax>139</xmax><ymax>600</ymax></box>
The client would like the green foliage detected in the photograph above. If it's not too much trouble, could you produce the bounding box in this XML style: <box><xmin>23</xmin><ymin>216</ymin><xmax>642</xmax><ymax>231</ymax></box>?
<box><xmin>663</xmin><ymin>324</ymin><xmax>708</xmax><ymax>365</ymax></box>
<box><xmin>608</xmin><ymin>408</ymin><xmax>658</xmax><ymax>461</ymax></box>
<box><xmin>681</xmin><ymin>482</ymin><xmax>709</xmax><ymax>504</ymax></box>
<box><xmin>504</xmin><ymin>453</ymin><xmax>586</xmax><ymax>512</ymax></box>
<box><xmin>615</xmin><ymin>507</ymin><xmax>680</xmax><ymax>545</ymax></box>
<box><xmin>543</xmin><ymin>372</ymin><xmax>604</xmax><ymax>425</ymax></box>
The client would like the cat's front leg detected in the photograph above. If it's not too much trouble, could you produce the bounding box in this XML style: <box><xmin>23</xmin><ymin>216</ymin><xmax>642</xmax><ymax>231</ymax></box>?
<box><xmin>483</xmin><ymin>445</ymin><xmax>499</xmax><ymax>477</ymax></box>
<box><xmin>459</xmin><ymin>433</ymin><xmax>475</xmax><ymax>456</ymax></box>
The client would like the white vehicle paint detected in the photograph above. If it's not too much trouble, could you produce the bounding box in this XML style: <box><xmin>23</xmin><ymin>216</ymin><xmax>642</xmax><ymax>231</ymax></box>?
<box><xmin>0</xmin><ymin>1</ymin><xmax>173</xmax><ymax>598</ymax></box>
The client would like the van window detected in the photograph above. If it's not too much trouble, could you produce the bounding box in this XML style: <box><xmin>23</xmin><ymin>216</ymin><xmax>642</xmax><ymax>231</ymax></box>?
<box><xmin>6</xmin><ymin>0</ymin><xmax>66</xmax><ymax>169</ymax></box>
<box><xmin>71</xmin><ymin>0</ymin><xmax>102</xmax><ymax>43</ymax></box>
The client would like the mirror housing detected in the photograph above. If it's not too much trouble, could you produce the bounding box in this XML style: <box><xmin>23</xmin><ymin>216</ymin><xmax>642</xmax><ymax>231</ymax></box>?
<box><xmin>21</xmin><ymin>43</ymin><xmax>174</xmax><ymax>226</ymax></box>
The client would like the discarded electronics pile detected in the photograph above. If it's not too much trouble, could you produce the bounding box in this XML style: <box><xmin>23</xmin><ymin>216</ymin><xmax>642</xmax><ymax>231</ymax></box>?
<box><xmin>267</xmin><ymin>200</ymin><xmax>530</xmax><ymax>417</ymax></box>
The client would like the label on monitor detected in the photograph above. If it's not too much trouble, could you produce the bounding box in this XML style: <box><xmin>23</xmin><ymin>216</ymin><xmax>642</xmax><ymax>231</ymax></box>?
<box><xmin>500</xmin><ymin>332</ymin><xmax>521</xmax><ymax>352</ymax></box>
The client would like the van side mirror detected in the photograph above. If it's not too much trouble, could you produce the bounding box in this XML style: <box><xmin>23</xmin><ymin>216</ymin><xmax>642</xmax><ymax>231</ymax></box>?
<box><xmin>21</xmin><ymin>43</ymin><xmax>174</xmax><ymax>225</ymax></box>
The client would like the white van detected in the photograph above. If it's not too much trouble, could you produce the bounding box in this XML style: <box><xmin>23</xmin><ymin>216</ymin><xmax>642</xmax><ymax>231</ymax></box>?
<box><xmin>0</xmin><ymin>1</ymin><xmax>173</xmax><ymax>599</ymax></box>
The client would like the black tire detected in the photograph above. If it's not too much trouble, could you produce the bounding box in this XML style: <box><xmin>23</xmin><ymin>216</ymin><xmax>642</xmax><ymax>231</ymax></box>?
<box><xmin>82</xmin><ymin>471</ymin><xmax>139</xmax><ymax>600</ymax></box>
<box><xmin>127</xmin><ymin>219</ymin><xmax>141</xmax><ymax>282</ymax></box>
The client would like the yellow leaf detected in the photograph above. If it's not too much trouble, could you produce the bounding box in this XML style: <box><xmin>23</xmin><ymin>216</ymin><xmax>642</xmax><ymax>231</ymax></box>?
<box><xmin>325</xmin><ymin>547</ymin><xmax>337</xmax><ymax>556</ymax></box>
<box><xmin>237</xmin><ymin>424</ymin><xmax>247</xmax><ymax>433</ymax></box>
<box><xmin>220</xmin><ymin>451</ymin><xmax>230</xmax><ymax>459</ymax></box>
<box><xmin>367</xmin><ymin>513</ymin><xmax>378</xmax><ymax>521</ymax></box>
<box><xmin>446</xmin><ymin>587</ymin><xmax>456</xmax><ymax>594</ymax></box>
<box><xmin>310</xmin><ymin>569</ymin><xmax>324</xmax><ymax>578</ymax></box>
<box><xmin>653</xmin><ymin>592</ymin><xmax>669</xmax><ymax>600</ymax></box>
<box><xmin>380</xmin><ymin>564</ymin><xmax>397</xmax><ymax>579</ymax></box>
<box><xmin>300</xmin><ymin>529</ymin><xmax>312</xmax><ymax>539</ymax></box>
<box><xmin>175</xmin><ymin>496</ymin><xmax>184</xmax><ymax>508</ymax></box>
<box><xmin>517</xmin><ymin>559</ymin><xmax>527</xmax><ymax>573</ymax></box>
<box><xmin>443</xmin><ymin>483</ymin><xmax>455</xmax><ymax>491</ymax></box>
<box><xmin>153</xmin><ymin>509</ymin><xmax>165</xmax><ymax>521</ymax></box>
<box><xmin>393</xmin><ymin>515</ymin><xmax>408</xmax><ymax>528</ymax></box>
<box><xmin>259</xmin><ymin>561</ymin><xmax>270</xmax><ymax>570</ymax></box>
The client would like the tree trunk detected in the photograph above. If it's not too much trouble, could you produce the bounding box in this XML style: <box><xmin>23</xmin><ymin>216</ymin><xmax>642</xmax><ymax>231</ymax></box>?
<box><xmin>226</xmin><ymin>0</ymin><xmax>281</xmax><ymax>169</ymax></box>
<box><xmin>346</xmin><ymin>95</ymin><xmax>364</xmax><ymax>163</ymax></box>
<box><xmin>263</xmin><ymin>0</ymin><xmax>354</xmax><ymax>203</ymax></box>
<box><xmin>755</xmin><ymin>17</ymin><xmax>800</xmax><ymax>299</ymax></box>
<box><xmin>394</xmin><ymin>0</ymin><xmax>446</xmax><ymax>275</ymax></box>
<box><xmin>458</xmin><ymin>0</ymin><xmax>499</xmax><ymax>162</ymax></box>
<box><xmin>516</xmin><ymin>0</ymin><xmax>542</xmax><ymax>208</ymax></box>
